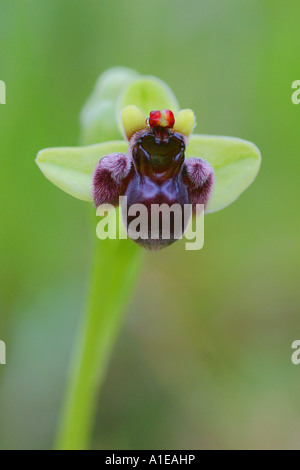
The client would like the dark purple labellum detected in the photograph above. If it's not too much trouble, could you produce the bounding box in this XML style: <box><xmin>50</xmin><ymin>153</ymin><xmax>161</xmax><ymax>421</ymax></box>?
<box><xmin>123</xmin><ymin>127</ymin><xmax>189</xmax><ymax>250</ymax></box>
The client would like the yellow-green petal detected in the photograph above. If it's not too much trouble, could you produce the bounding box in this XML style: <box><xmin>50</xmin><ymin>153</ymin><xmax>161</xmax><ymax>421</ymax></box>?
<box><xmin>173</xmin><ymin>109</ymin><xmax>196</xmax><ymax>137</ymax></box>
<box><xmin>116</xmin><ymin>76</ymin><xmax>179</xmax><ymax>132</ymax></box>
<box><xmin>187</xmin><ymin>135</ymin><xmax>261</xmax><ymax>213</ymax></box>
<box><xmin>121</xmin><ymin>105</ymin><xmax>147</xmax><ymax>140</ymax></box>
<box><xmin>36</xmin><ymin>141</ymin><xmax>128</xmax><ymax>201</ymax></box>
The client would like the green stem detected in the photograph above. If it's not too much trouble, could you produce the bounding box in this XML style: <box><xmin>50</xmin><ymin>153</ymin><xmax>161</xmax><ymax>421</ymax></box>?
<box><xmin>56</xmin><ymin>222</ymin><xmax>142</xmax><ymax>450</ymax></box>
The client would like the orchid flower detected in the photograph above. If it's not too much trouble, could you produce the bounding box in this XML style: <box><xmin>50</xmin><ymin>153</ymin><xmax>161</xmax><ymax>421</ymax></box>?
<box><xmin>36</xmin><ymin>68</ymin><xmax>261</xmax><ymax>250</ymax></box>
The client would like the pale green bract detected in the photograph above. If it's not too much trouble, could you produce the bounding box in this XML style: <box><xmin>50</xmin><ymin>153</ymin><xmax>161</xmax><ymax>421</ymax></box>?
<box><xmin>80</xmin><ymin>67</ymin><xmax>139</xmax><ymax>145</ymax></box>
<box><xmin>79</xmin><ymin>67</ymin><xmax>179</xmax><ymax>145</ymax></box>
<box><xmin>36</xmin><ymin>141</ymin><xmax>128</xmax><ymax>201</ymax></box>
<box><xmin>186</xmin><ymin>135</ymin><xmax>261</xmax><ymax>213</ymax></box>
<box><xmin>36</xmin><ymin>67</ymin><xmax>261</xmax><ymax>213</ymax></box>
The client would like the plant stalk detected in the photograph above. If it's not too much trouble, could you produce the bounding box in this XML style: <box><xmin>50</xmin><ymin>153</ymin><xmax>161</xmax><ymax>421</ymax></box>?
<box><xmin>56</xmin><ymin>222</ymin><xmax>142</xmax><ymax>450</ymax></box>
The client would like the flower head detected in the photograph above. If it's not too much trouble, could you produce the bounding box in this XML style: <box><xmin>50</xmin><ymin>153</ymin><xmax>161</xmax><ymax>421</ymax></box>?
<box><xmin>36</xmin><ymin>67</ymin><xmax>261</xmax><ymax>250</ymax></box>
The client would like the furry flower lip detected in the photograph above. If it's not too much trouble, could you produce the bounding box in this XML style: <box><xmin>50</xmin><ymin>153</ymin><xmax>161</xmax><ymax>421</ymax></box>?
<box><xmin>92</xmin><ymin>106</ymin><xmax>215</xmax><ymax>250</ymax></box>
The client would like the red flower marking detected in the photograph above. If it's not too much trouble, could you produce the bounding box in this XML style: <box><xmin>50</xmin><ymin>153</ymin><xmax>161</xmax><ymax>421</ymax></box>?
<box><xmin>149</xmin><ymin>109</ymin><xmax>175</xmax><ymax>129</ymax></box>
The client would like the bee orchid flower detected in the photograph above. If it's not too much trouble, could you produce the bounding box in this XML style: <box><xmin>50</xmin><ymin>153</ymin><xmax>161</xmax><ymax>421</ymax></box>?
<box><xmin>36</xmin><ymin>68</ymin><xmax>261</xmax><ymax>250</ymax></box>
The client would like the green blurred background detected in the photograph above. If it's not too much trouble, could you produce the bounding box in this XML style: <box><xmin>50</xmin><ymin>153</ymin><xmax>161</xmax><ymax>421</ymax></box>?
<box><xmin>0</xmin><ymin>0</ymin><xmax>300</xmax><ymax>450</ymax></box>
